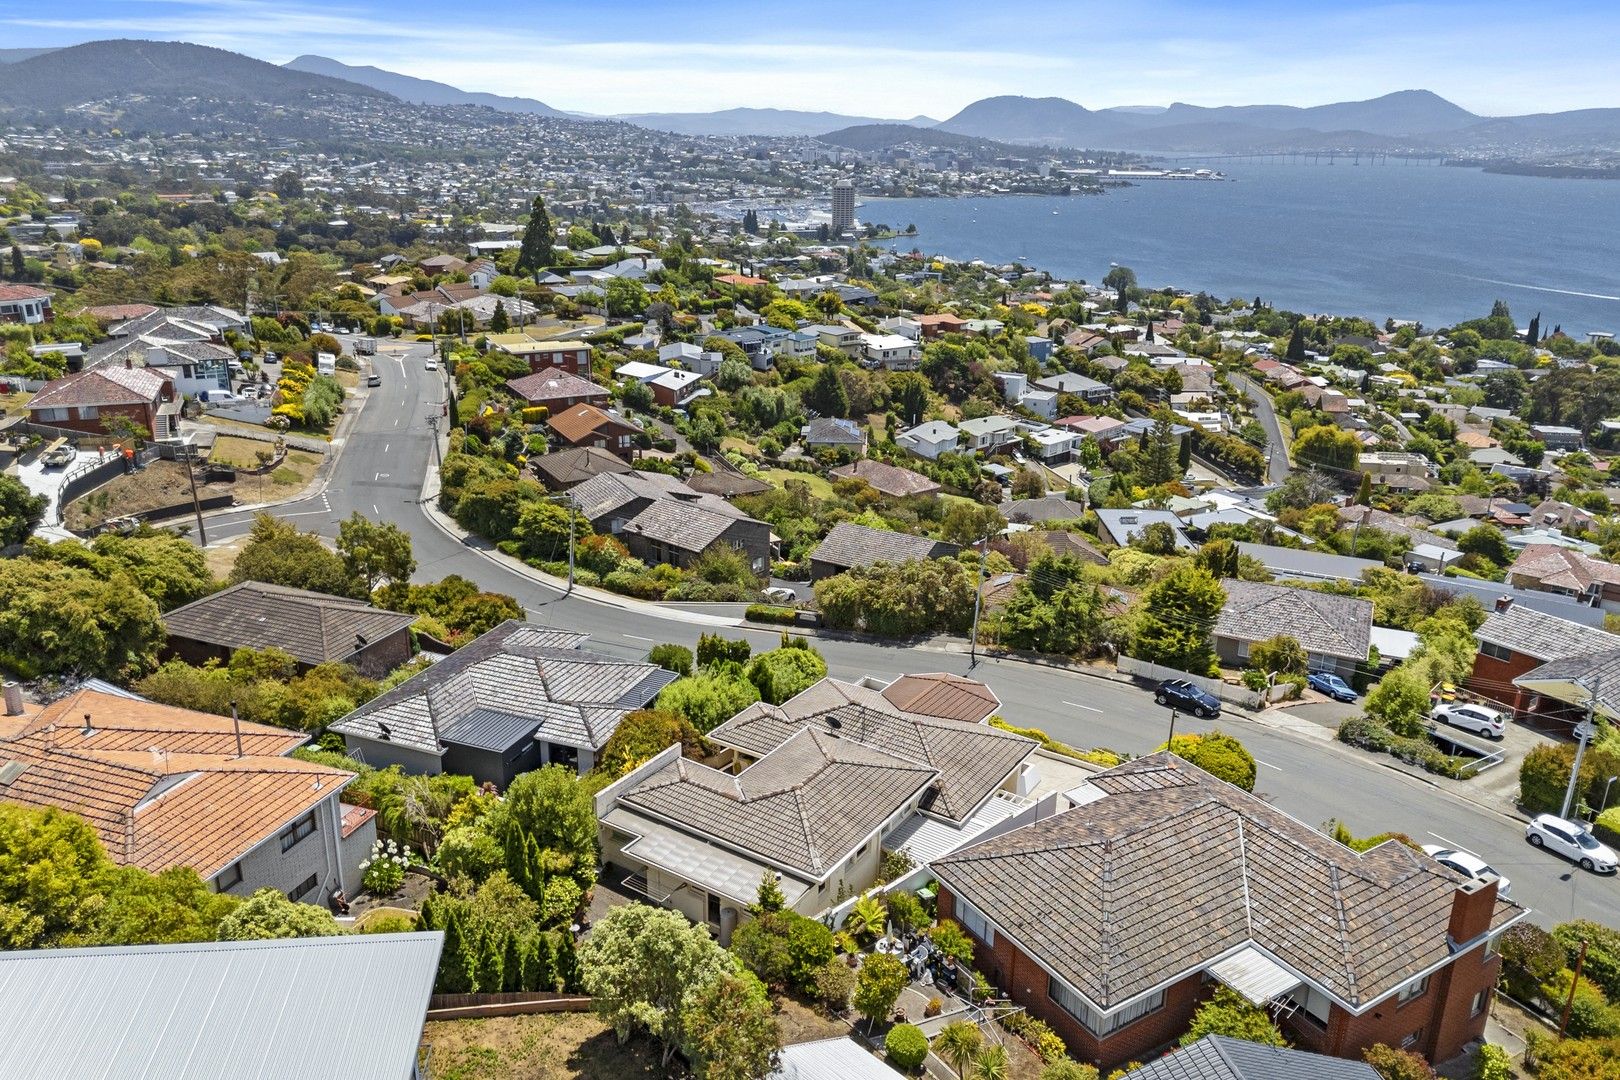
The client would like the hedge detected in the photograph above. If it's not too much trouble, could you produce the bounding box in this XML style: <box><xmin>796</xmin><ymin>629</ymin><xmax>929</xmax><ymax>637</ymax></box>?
<box><xmin>1519</xmin><ymin>742</ymin><xmax>1620</xmax><ymax>816</ymax></box>
<box><xmin>1554</xmin><ymin>920</ymin><xmax>1620</xmax><ymax>1003</ymax></box>
<box><xmin>745</xmin><ymin>603</ymin><xmax>799</xmax><ymax>625</ymax></box>
<box><xmin>1336</xmin><ymin>715</ymin><xmax>1463</xmax><ymax>778</ymax></box>
<box><xmin>989</xmin><ymin>717</ymin><xmax>1120</xmax><ymax>767</ymax></box>
<box><xmin>885</xmin><ymin>1024</ymin><xmax>929</xmax><ymax>1072</ymax></box>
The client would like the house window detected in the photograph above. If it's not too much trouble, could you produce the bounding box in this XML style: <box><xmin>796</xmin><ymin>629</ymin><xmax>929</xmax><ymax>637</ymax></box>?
<box><xmin>78</xmin><ymin>406</ymin><xmax>99</xmax><ymax>420</ymax></box>
<box><xmin>279</xmin><ymin>811</ymin><xmax>317</xmax><ymax>853</ymax></box>
<box><xmin>956</xmin><ymin>897</ymin><xmax>993</xmax><ymax>946</ymax></box>
<box><xmin>213</xmin><ymin>862</ymin><xmax>243</xmax><ymax>892</ymax></box>
<box><xmin>288</xmin><ymin>874</ymin><xmax>318</xmax><ymax>902</ymax></box>
<box><xmin>1480</xmin><ymin>641</ymin><xmax>1513</xmax><ymax>662</ymax></box>
<box><xmin>1401</xmin><ymin>1028</ymin><xmax>1423</xmax><ymax>1050</ymax></box>
<box><xmin>1471</xmin><ymin>990</ymin><xmax>1488</xmax><ymax>1017</ymax></box>
<box><xmin>707</xmin><ymin>893</ymin><xmax>721</xmax><ymax>926</ymax></box>
<box><xmin>35</xmin><ymin>407</ymin><xmax>68</xmax><ymax>422</ymax></box>
<box><xmin>1397</xmin><ymin>974</ymin><xmax>1431</xmax><ymax>1005</ymax></box>
<box><xmin>1050</xmin><ymin>976</ymin><xmax>1164</xmax><ymax>1035</ymax></box>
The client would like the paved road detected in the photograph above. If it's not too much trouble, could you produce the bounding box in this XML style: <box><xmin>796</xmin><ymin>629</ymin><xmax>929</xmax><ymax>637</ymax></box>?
<box><xmin>206</xmin><ymin>342</ymin><xmax>1615</xmax><ymax>927</ymax></box>
<box><xmin>1233</xmin><ymin>372</ymin><xmax>1292</xmax><ymax>483</ymax></box>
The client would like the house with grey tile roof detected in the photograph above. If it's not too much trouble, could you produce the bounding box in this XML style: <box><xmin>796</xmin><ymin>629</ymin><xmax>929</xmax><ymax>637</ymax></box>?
<box><xmin>328</xmin><ymin>621</ymin><xmax>678</xmax><ymax>787</ymax></box>
<box><xmin>808</xmin><ymin>522</ymin><xmax>959</xmax><ymax>580</ymax></box>
<box><xmin>1124</xmin><ymin>1036</ymin><xmax>1380</xmax><ymax>1080</ymax></box>
<box><xmin>1467</xmin><ymin>600</ymin><xmax>1620</xmax><ymax>718</ymax></box>
<box><xmin>569</xmin><ymin>469</ymin><xmax>772</xmax><ymax>572</ymax></box>
<box><xmin>161</xmin><ymin>582</ymin><xmax>417</xmax><ymax>679</ymax></box>
<box><xmin>931</xmin><ymin>753</ymin><xmax>1525</xmax><ymax>1073</ymax></box>
<box><xmin>829</xmin><ymin>458</ymin><xmax>941</xmax><ymax>499</ymax></box>
<box><xmin>1094</xmin><ymin>508</ymin><xmax>1195</xmax><ymax>551</ymax></box>
<box><xmin>1213</xmin><ymin>580</ymin><xmax>1373</xmax><ymax>679</ymax></box>
<box><xmin>800</xmin><ymin>416</ymin><xmax>868</xmax><ymax>452</ymax></box>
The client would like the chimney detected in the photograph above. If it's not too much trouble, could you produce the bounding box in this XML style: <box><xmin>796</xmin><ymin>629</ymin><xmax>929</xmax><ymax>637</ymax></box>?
<box><xmin>1495</xmin><ymin>595</ymin><xmax>1514</xmax><ymax>613</ymax></box>
<box><xmin>124</xmin><ymin>356</ymin><xmax>132</xmax><ymax>369</ymax></box>
<box><xmin>81</xmin><ymin>712</ymin><xmax>94</xmax><ymax>737</ymax></box>
<box><xmin>1447</xmin><ymin>878</ymin><xmax>1498</xmax><ymax>949</ymax></box>
<box><xmin>2</xmin><ymin>682</ymin><xmax>22</xmax><ymax>717</ymax></box>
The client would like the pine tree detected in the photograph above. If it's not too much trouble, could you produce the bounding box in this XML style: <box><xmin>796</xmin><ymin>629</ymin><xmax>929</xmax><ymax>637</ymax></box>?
<box><xmin>1526</xmin><ymin>312</ymin><xmax>1541</xmax><ymax>346</ymax></box>
<box><xmin>806</xmin><ymin>363</ymin><xmax>849</xmax><ymax>419</ymax></box>
<box><xmin>8</xmin><ymin>245</ymin><xmax>22</xmax><ymax>280</ymax></box>
<box><xmin>1146</xmin><ymin>320</ymin><xmax>1155</xmax><ymax>343</ymax></box>
<box><xmin>516</xmin><ymin>195</ymin><xmax>553</xmax><ymax>275</ymax></box>
<box><xmin>1140</xmin><ymin>413</ymin><xmax>1179</xmax><ymax>486</ymax></box>
<box><xmin>503</xmin><ymin>929</ymin><xmax>527</xmax><ymax>992</ymax></box>
<box><xmin>1355</xmin><ymin>471</ymin><xmax>1372</xmax><ymax>505</ymax></box>
<box><xmin>1178</xmin><ymin>434</ymin><xmax>1192</xmax><ymax>472</ymax></box>
<box><xmin>1286</xmin><ymin>323</ymin><xmax>1307</xmax><ymax>362</ymax></box>
<box><xmin>438</xmin><ymin>909</ymin><xmax>475</xmax><ymax>993</ymax></box>
<box><xmin>490</xmin><ymin>299</ymin><xmax>510</xmax><ymax>333</ymax></box>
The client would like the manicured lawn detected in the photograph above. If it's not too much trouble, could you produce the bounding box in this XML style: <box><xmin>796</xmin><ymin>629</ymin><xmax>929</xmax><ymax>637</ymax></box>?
<box><xmin>208</xmin><ymin>435</ymin><xmax>279</xmax><ymax>469</ymax></box>
<box><xmin>759</xmin><ymin>468</ymin><xmax>835</xmax><ymax>499</ymax></box>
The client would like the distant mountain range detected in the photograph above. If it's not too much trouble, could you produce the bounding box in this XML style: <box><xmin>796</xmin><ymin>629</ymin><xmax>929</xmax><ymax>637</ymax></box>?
<box><xmin>2</xmin><ymin>39</ymin><xmax>1619</xmax><ymax>154</ymax></box>
<box><xmin>284</xmin><ymin>54</ymin><xmax>567</xmax><ymax>117</ymax></box>
<box><xmin>0</xmin><ymin>40</ymin><xmax>387</xmax><ymax>110</ymax></box>
<box><xmin>614</xmin><ymin>108</ymin><xmax>936</xmax><ymax>137</ymax></box>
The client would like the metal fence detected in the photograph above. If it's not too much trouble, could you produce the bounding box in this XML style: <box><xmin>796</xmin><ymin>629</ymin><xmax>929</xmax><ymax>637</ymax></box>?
<box><xmin>1116</xmin><ymin>655</ymin><xmax>1267</xmax><ymax>710</ymax></box>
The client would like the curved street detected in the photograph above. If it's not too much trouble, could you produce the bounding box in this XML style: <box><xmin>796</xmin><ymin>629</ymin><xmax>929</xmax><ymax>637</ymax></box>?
<box><xmin>201</xmin><ymin>340</ymin><xmax>1612</xmax><ymax>926</ymax></box>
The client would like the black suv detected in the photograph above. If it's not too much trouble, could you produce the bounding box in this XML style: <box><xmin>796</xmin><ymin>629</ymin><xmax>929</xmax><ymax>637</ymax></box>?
<box><xmin>1155</xmin><ymin>679</ymin><xmax>1221</xmax><ymax>718</ymax></box>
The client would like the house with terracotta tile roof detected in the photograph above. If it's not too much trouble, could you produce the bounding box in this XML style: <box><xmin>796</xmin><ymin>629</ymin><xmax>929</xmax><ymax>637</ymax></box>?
<box><xmin>27</xmin><ymin>364</ymin><xmax>179</xmax><ymax>439</ymax></box>
<box><xmin>0</xmin><ymin>689</ymin><xmax>374</xmax><ymax>904</ymax></box>
<box><xmin>1507</xmin><ymin>543</ymin><xmax>1620</xmax><ymax>611</ymax></box>
<box><xmin>505</xmin><ymin>369</ymin><xmax>609</xmax><ymax>411</ymax></box>
<box><xmin>547</xmin><ymin>402</ymin><xmax>642</xmax><ymax>460</ymax></box>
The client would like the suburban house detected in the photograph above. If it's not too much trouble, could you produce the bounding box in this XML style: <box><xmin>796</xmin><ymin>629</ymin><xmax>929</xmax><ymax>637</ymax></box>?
<box><xmin>896</xmin><ymin>420</ymin><xmax>960</xmax><ymax>460</ymax></box>
<box><xmin>1360</xmin><ymin>452</ymin><xmax>1434</xmax><ymax>493</ymax></box>
<box><xmin>128</xmin><ymin>340</ymin><xmax>235</xmax><ymax>397</ymax></box>
<box><xmin>1126</xmin><ymin>1036</ymin><xmax>1381</xmax><ymax>1080</ymax></box>
<box><xmin>932</xmin><ymin>753</ymin><xmax>1525</xmax><ymax>1073</ymax></box>
<box><xmin>958</xmin><ymin>415</ymin><xmax>1024</xmax><ymax>454</ymax></box>
<box><xmin>1530</xmin><ymin>424</ymin><xmax>1585</xmax><ymax>450</ymax></box>
<box><xmin>860</xmin><ymin>333</ymin><xmax>921</xmax><ymax>370</ymax></box>
<box><xmin>1468</xmin><ymin>600</ymin><xmax>1620</xmax><ymax>716</ymax></box>
<box><xmin>505</xmin><ymin>370</ymin><xmax>608</xmax><ymax>411</ymax></box>
<box><xmin>1213</xmin><ymin>580</ymin><xmax>1374</xmax><ymax>680</ymax></box>
<box><xmin>328</xmin><ymin>621</ymin><xmax>679</xmax><ymax>785</ymax></box>
<box><xmin>497</xmin><ymin>337</ymin><xmax>593</xmax><ymax>376</ymax></box>
<box><xmin>1094</xmin><ymin>508</ymin><xmax>1195</xmax><ymax>551</ymax></box>
<box><xmin>1506</xmin><ymin>544</ymin><xmax>1620</xmax><ymax>611</ymax></box>
<box><xmin>27</xmin><ymin>365</ymin><xmax>179</xmax><ymax>440</ymax></box>
<box><xmin>999</xmin><ymin>496</ymin><xmax>1089</xmax><ymax>525</ymax></box>
<box><xmin>916</xmin><ymin>312</ymin><xmax>968</xmax><ymax>338</ymax></box>
<box><xmin>801</xmin><ymin>416</ymin><xmax>868</xmax><ymax>454</ymax></box>
<box><xmin>806</xmin><ymin>324</ymin><xmax>863</xmax><ymax>356</ymax></box>
<box><xmin>571</xmin><ymin>469</ymin><xmax>773</xmax><ymax>572</ymax></box>
<box><xmin>649</xmin><ymin>366</ymin><xmax>708</xmax><ymax>408</ymax></box>
<box><xmin>808</xmin><ymin>522</ymin><xmax>960</xmax><ymax>581</ymax></box>
<box><xmin>0</xmin><ymin>933</ymin><xmax>442</xmax><ymax>1080</ymax></box>
<box><xmin>532</xmin><ymin>444</ymin><xmax>634</xmax><ymax>491</ymax></box>
<box><xmin>0</xmin><ymin>283</ymin><xmax>53</xmax><ymax>324</ymax></box>
<box><xmin>160</xmin><ymin>582</ymin><xmax>417</xmax><ymax>679</ymax></box>
<box><xmin>829</xmin><ymin>458</ymin><xmax>942</xmax><ymax>499</ymax></box>
<box><xmin>596</xmin><ymin>674</ymin><xmax>1034</xmax><ymax>940</ymax></box>
<box><xmin>1035</xmin><ymin>372</ymin><xmax>1113</xmax><ymax>404</ymax></box>
<box><xmin>547</xmin><ymin>402</ymin><xmax>642</xmax><ymax>460</ymax></box>
<box><xmin>0</xmin><ymin>688</ymin><xmax>374</xmax><ymax>904</ymax></box>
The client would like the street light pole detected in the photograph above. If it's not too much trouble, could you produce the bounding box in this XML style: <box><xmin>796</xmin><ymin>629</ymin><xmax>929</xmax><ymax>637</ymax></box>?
<box><xmin>1168</xmin><ymin>708</ymin><xmax>1179</xmax><ymax>746</ymax></box>
<box><xmin>182</xmin><ymin>444</ymin><xmax>207</xmax><ymax>546</ymax></box>
<box><xmin>1602</xmin><ymin>776</ymin><xmax>1619</xmax><ymax>815</ymax></box>
<box><xmin>1562</xmin><ymin>676</ymin><xmax>1602</xmax><ymax>820</ymax></box>
<box><xmin>968</xmin><ymin>531</ymin><xmax>991</xmax><ymax>668</ymax></box>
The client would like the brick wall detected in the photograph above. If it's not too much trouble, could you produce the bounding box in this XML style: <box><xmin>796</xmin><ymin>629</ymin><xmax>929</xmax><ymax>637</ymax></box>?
<box><xmin>353</xmin><ymin>630</ymin><xmax>413</xmax><ymax>679</ymax></box>
<box><xmin>1468</xmin><ymin>648</ymin><xmax>1538</xmax><ymax>710</ymax></box>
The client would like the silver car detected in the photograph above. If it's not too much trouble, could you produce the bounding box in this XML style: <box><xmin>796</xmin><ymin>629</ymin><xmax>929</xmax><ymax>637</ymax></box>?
<box><xmin>1421</xmin><ymin>844</ymin><xmax>1511</xmax><ymax>898</ymax></box>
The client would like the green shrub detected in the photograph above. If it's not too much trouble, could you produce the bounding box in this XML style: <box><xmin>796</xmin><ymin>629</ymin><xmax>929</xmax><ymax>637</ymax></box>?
<box><xmin>928</xmin><ymin>919</ymin><xmax>975</xmax><ymax>966</ymax></box>
<box><xmin>1337</xmin><ymin>716</ymin><xmax>1463</xmax><ymax>779</ymax></box>
<box><xmin>745</xmin><ymin>603</ymin><xmax>799</xmax><ymax>625</ymax></box>
<box><xmin>648</xmin><ymin>643</ymin><xmax>692</xmax><ymax>677</ymax></box>
<box><xmin>885</xmin><ymin>1024</ymin><xmax>929</xmax><ymax>1072</ymax></box>
<box><xmin>1362</xmin><ymin>1042</ymin><xmax>1436</xmax><ymax>1080</ymax></box>
<box><xmin>1241</xmin><ymin>668</ymin><xmax>1269</xmax><ymax>692</ymax></box>
<box><xmin>1553</xmin><ymin>920</ymin><xmax>1620</xmax><ymax>1003</ymax></box>
<box><xmin>1542</xmin><ymin>968</ymin><xmax>1620</xmax><ymax>1039</ymax></box>
<box><xmin>1498</xmin><ymin>922</ymin><xmax>1566</xmax><ymax>1004</ymax></box>
<box><xmin>1471</xmin><ymin>1043</ymin><xmax>1511</xmax><ymax>1080</ymax></box>
<box><xmin>885</xmin><ymin>890</ymin><xmax>926</xmax><ymax>933</ymax></box>
<box><xmin>1520</xmin><ymin>743</ymin><xmax>1620</xmax><ymax>816</ymax></box>
<box><xmin>696</xmin><ymin>632</ymin><xmax>752</xmax><ymax>668</ymax></box>
<box><xmin>999</xmin><ymin>1010</ymin><xmax>1068</xmax><ymax>1063</ymax></box>
<box><xmin>1162</xmin><ymin>731</ymin><xmax>1256</xmax><ymax>791</ymax></box>
<box><xmin>812</xmin><ymin>958</ymin><xmax>855</xmax><ymax>1013</ymax></box>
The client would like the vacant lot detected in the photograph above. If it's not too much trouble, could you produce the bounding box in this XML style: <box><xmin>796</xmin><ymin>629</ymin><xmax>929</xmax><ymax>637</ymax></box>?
<box><xmin>758</xmin><ymin>468</ymin><xmax>835</xmax><ymax>500</ymax></box>
<box><xmin>64</xmin><ymin>459</ymin><xmax>238</xmax><ymax>531</ymax></box>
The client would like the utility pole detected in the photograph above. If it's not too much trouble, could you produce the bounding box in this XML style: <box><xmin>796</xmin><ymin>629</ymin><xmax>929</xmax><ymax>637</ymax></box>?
<box><xmin>1559</xmin><ymin>938</ymin><xmax>1589</xmax><ymax>1039</ymax></box>
<box><xmin>1168</xmin><ymin>708</ymin><xmax>1179</xmax><ymax>745</ymax></box>
<box><xmin>1561</xmin><ymin>676</ymin><xmax>1601</xmax><ymax>820</ymax></box>
<box><xmin>183</xmin><ymin>444</ymin><xmax>207</xmax><ymax>545</ymax></box>
<box><xmin>565</xmin><ymin>493</ymin><xmax>575</xmax><ymax>595</ymax></box>
<box><xmin>968</xmin><ymin>532</ymin><xmax>990</xmax><ymax>667</ymax></box>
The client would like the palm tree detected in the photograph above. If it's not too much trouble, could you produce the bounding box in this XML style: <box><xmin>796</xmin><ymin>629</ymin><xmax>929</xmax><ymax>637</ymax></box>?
<box><xmin>934</xmin><ymin>1021</ymin><xmax>982</xmax><ymax>1080</ymax></box>
<box><xmin>844</xmin><ymin>894</ymin><xmax>887</xmax><ymax>944</ymax></box>
<box><xmin>973</xmin><ymin>1043</ymin><xmax>1009</xmax><ymax>1080</ymax></box>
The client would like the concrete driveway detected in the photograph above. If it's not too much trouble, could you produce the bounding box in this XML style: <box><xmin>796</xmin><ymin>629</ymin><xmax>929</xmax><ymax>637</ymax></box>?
<box><xmin>13</xmin><ymin>448</ymin><xmax>119</xmax><ymax>524</ymax></box>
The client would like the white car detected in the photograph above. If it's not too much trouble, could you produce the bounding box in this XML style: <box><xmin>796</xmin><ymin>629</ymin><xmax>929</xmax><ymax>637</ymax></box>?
<box><xmin>1421</xmin><ymin>844</ymin><xmax>1511</xmax><ymax>898</ymax></box>
<box><xmin>1526</xmin><ymin>813</ymin><xmax>1619</xmax><ymax>873</ymax></box>
<box><xmin>1431</xmin><ymin>703</ymin><xmax>1506</xmax><ymax>740</ymax></box>
<box><xmin>424</xmin><ymin>358</ymin><xmax>439</xmax><ymax>371</ymax></box>
<box><xmin>761</xmin><ymin>586</ymin><xmax>797</xmax><ymax>604</ymax></box>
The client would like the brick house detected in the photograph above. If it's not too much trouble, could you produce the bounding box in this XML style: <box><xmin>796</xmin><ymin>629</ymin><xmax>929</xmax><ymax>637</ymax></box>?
<box><xmin>931</xmin><ymin>754</ymin><xmax>1525</xmax><ymax>1074</ymax></box>
<box><xmin>27</xmin><ymin>365</ymin><xmax>178</xmax><ymax>439</ymax></box>
<box><xmin>0</xmin><ymin>283</ymin><xmax>53</xmax><ymax>324</ymax></box>
<box><xmin>1468</xmin><ymin>600</ymin><xmax>1620</xmax><ymax>716</ymax></box>
<box><xmin>1506</xmin><ymin>543</ymin><xmax>1620</xmax><ymax>612</ymax></box>
<box><xmin>504</xmin><ymin>369</ymin><xmax>608</xmax><ymax>411</ymax></box>
<box><xmin>547</xmin><ymin>402</ymin><xmax>641</xmax><ymax>460</ymax></box>
<box><xmin>507</xmin><ymin>339</ymin><xmax>594</xmax><ymax>377</ymax></box>
<box><xmin>160</xmin><ymin>581</ymin><xmax>418</xmax><ymax>679</ymax></box>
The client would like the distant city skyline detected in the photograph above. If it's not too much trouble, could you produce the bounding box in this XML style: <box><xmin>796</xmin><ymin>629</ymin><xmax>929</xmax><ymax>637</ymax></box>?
<box><xmin>5</xmin><ymin>0</ymin><xmax>1620</xmax><ymax>118</ymax></box>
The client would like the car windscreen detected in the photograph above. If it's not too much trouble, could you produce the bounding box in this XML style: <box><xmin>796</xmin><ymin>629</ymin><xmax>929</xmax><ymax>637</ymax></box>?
<box><xmin>1577</xmin><ymin>831</ymin><xmax>1602</xmax><ymax>850</ymax></box>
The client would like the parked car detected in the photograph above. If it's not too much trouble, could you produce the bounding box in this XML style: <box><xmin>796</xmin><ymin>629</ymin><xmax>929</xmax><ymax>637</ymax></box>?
<box><xmin>1573</xmin><ymin>718</ymin><xmax>1613</xmax><ymax>743</ymax></box>
<box><xmin>197</xmin><ymin>389</ymin><xmax>242</xmax><ymax>404</ymax></box>
<box><xmin>424</xmin><ymin>358</ymin><xmax>439</xmax><ymax>371</ymax></box>
<box><xmin>1421</xmin><ymin>844</ymin><xmax>1511</xmax><ymax>898</ymax></box>
<box><xmin>1431</xmin><ymin>702</ymin><xmax>1506</xmax><ymax>740</ymax></box>
<box><xmin>41</xmin><ymin>444</ymin><xmax>75</xmax><ymax>468</ymax></box>
<box><xmin>1526</xmin><ymin>813</ymin><xmax>1618</xmax><ymax>873</ymax></box>
<box><xmin>366</xmin><ymin>373</ymin><xmax>382</xmax><ymax>387</ymax></box>
<box><xmin>1307</xmin><ymin>671</ymin><xmax>1358</xmax><ymax>702</ymax></box>
<box><xmin>761</xmin><ymin>586</ymin><xmax>796</xmax><ymax>604</ymax></box>
<box><xmin>1155</xmin><ymin>679</ymin><xmax>1221</xmax><ymax>718</ymax></box>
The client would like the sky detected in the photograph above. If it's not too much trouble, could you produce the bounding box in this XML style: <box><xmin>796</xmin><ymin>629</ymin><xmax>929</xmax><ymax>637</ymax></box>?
<box><xmin>5</xmin><ymin>0</ymin><xmax>1620</xmax><ymax>118</ymax></box>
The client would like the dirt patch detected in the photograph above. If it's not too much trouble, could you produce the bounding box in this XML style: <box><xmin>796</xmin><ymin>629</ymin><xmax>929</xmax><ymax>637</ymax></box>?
<box><xmin>64</xmin><ymin>459</ymin><xmax>239</xmax><ymax>531</ymax></box>
<box><xmin>420</xmin><ymin>1013</ymin><xmax>665</xmax><ymax>1080</ymax></box>
<box><xmin>774</xmin><ymin>994</ymin><xmax>851</xmax><ymax>1045</ymax></box>
<box><xmin>0</xmin><ymin>391</ymin><xmax>33</xmax><ymax>417</ymax></box>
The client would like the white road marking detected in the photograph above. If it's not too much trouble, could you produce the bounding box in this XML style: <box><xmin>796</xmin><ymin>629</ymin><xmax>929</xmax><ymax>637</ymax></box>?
<box><xmin>1255</xmin><ymin>758</ymin><xmax>1282</xmax><ymax>772</ymax></box>
<box><xmin>1427</xmin><ymin>832</ymin><xmax>1458</xmax><ymax>848</ymax></box>
<box><xmin>1062</xmin><ymin>700</ymin><xmax>1103</xmax><ymax>713</ymax></box>
<box><xmin>623</xmin><ymin>634</ymin><xmax>654</xmax><ymax>642</ymax></box>
<box><xmin>383</xmin><ymin>444</ymin><xmax>389</xmax><ymax>453</ymax></box>
<box><xmin>372</xmin><ymin>504</ymin><xmax>378</xmax><ymax>514</ymax></box>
